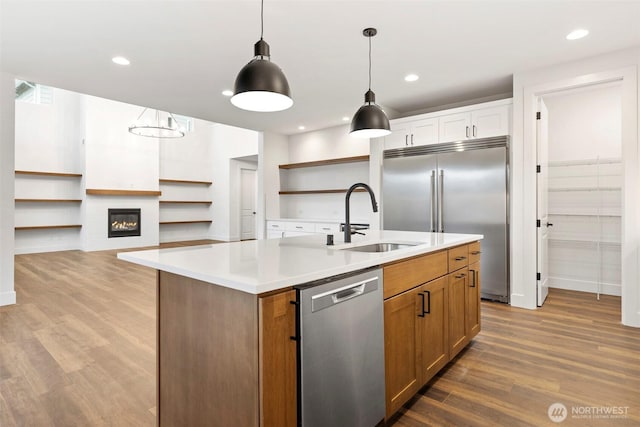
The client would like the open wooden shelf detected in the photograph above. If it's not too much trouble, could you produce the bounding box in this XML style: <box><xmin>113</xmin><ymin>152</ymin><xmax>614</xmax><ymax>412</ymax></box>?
<box><xmin>159</xmin><ymin>220</ymin><xmax>213</xmax><ymax>225</ymax></box>
<box><xmin>86</xmin><ymin>189</ymin><xmax>162</xmax><ymax>196</ymax></box>
<box><xmin>279</xmin><ymin>188</ymin><xmax>368</xmax><ymax>195</ymax></box>
<box><xmin>15</xmin><ymin>170</ymin><xmax>82</xmax><ymax>178</ymax></box>
<box><xmin>159</xmin><ymin>179</ymin><xmax>212</xmax><ymax>186</ymax></box>
<box><xmin>15</xmin><ymin>198</ymin><xmax>82</xmax><ymax>203</ymax></box>
<box><xmin>279</xmin><ymin>155</ymin><xmax>369</xmax><ymax>170</ymax></box>
<box><xmin>15</xmin><ymin>224</ymin><xmax>82</xmax><ymax>231</ymax></box>
<box><xmin>159</xmin><ymin>201</ymin><xmax>212</xmax><ymax>205</ymax></box>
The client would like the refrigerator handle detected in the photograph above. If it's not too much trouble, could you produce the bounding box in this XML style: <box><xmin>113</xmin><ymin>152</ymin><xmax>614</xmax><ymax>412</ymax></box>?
<box><xmin>430</xmin><ymin>170</ymin><xmax>436</xmax><ymax>232</ymax></box>
<box><xmin>439</xmin><ymin>170</ymin><xmax>444</xmax><ymax>232</ymax></box>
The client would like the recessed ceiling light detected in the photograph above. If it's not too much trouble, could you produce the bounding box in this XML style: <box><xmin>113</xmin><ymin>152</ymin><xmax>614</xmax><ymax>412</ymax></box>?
<box><xmin>221</xmin><ymin>90</ymin><xmax>234</xmax><ymax>97</ymax></box>
<box><xmin>298</xmin><ymin>126</ymin><xmax>305</xmax><ymax>130</ymax></box>
<box><xmin>566</xmin><ymin>29</ymin><xmax>589</xmax><ymax>40</ymax></box>
<box><xmin>404</xmin><ymin>74</ymin><xmax>419</xmax><ymax>82</ymax></box>
<box><xmin>342</xmin><ymin>116</ymin><xmax>350</xmax><ymax>122</ymax></box>
<box><xmin>112</xmin><ymin>56</ymin><xmax>130</xmax><ymax>66</ymax></box>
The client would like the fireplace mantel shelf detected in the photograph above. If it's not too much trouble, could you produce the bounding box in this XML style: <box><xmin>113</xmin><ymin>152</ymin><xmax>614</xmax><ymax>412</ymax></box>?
<box><xmin>86</xmin><ymin>189</ymin><xmax>162</xmax><ymax>196</ymax></box>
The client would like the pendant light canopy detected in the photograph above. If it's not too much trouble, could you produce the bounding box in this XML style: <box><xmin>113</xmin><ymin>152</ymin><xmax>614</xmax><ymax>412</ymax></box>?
<box><xmin>128</xmin><ymin>108</ymin><xmax>185</xmax><ymax>139</ymax></box>
<box><xmin>350</xmin><ymin>27</ymin><xmax>391</xmax><ymax>138</ymax></box>
<box><xmin>231</xmin><ymin>0</ymin><xmax>293</xmax><ymax>112</ymax></box>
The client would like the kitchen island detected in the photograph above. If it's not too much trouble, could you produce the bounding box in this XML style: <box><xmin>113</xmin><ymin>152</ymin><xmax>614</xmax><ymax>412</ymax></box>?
<box><xmin>118</xmin><ymin>230</ymin><xmax>483</xmax><ymax>426</ymax></box>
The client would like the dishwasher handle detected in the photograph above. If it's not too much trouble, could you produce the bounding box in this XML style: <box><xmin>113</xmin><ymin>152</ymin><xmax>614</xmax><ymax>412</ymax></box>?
<box><xmin>311</xmin><ymin>277</ymin><xmax>379</xmax><ymax>313</ymax></box>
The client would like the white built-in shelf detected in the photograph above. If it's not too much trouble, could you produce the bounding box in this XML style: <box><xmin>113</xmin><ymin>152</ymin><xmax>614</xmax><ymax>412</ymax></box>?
<box><xmin>159</xmin><ymin>220</ymin><xmax>212</xmax><ymax>225</ymax></box>
<box><xmin>15</xmin><ymin>198</ymin><xmax>82</xmax><ymax>203</ymax></box>
<box><xmin>15</xmin><ymin>170</ymin><xmax>82</xmax><ymax>178</ymax></box>
<box><xmin>159</xmin><ymin>200</ymin><xmax>212</xmax><ymax>205</ymax></box>
<box><xmin>548</xmin><ymin>186</ymin><xmax>621</xmax><ymax>192</ymax></box>
<box><xmin>549</xmin><ymin>236</ymin><xmax>621</xmax><ymax>245</ymax></box>
<box><xmin>549</xmin><ymin>212</ymin><xmax>621</xmax><ymax>217</ymax></box>
<box><xmin>15</xmin><ymin>224</ymin><xmax>82</xmax><ymax>231</ymax></box>
<box><xmin>159</xmin><ymin>179</ymin><xmax>212</xmax><ymax>186</ymax></box>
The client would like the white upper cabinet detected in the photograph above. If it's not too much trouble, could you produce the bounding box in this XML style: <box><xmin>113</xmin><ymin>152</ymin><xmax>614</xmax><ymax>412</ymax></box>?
<box><xmin>385</xmin><ymin>99</ymin><xmax>512</xmax><ymax>150</ymax></box>
<box><xmin>385</xmin><ymin>118</ymin><xmax>439</xmax><ymax>150</ymax></box>
<box><xmin>440</xmin><ymin>105</ymin><xmax>510</xmax><ymax>143</ymax></box>
<box><xmin>438</xmin><ymin>113</ymin><xmax>472</xmax><ymax>142</ymax></box>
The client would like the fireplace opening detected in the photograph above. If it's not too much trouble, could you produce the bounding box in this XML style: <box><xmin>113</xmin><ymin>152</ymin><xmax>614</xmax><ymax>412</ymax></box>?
<box><xmin>108</xmin><ymin>208</ymin><xmax>141</xmax><ymax>238</ymax></box>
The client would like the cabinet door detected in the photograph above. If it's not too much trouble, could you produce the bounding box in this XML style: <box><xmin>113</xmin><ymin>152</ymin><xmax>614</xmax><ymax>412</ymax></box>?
<box><xmin>384</xmin><ymin>287</ymin><xmax>421</xmax><ymax>418</ymax></box>
<box><xmin>448</xmin><ymin>268</ymin><xmax>468</xmax><ymax>359</ymax></box>
<box><xmin>259</xmin><ymin>290</ymin><xmax>297</xmax><ymax>427</ymax></box>
<box><xmin>384</xmin><ymin>123</ymin><xmax>411</xmax><ymax>150</ymax></box>
<box><xmin>418</xmin><ymin>277</ymin><xmax>449</xmax><ymax>385</ymax></box>
<box><xmin>471</xmin><ymin>105</ymin><xmax>510</xmax><ymax>138</ymax></box>
<box><xmin>467</xmin><ymin>261</ymin><xmax>481</xmax><ymax>339</ymax></box>
<box><xmin>439</xmin><ymin>113</ymin><xmax>472</xmax><ymax>143</ymax></box>
<box><xmin>410</xmin><ymin>117</ymin><xmax>439</xmax><ymax>147</ymax></box>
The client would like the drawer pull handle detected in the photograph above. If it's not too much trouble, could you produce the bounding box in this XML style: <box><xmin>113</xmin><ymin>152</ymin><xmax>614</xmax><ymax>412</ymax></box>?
<box><xmin>295</xmin><ymin>226</ymin><xmax>303</xmax><ymax>229</ymax></box>
<box><xmin>469</xmin><ymin>269</ymin><xmax>477</xmax><ymax>287</ymax></box>
<box><xmin>455</xmin><ymin>273</ymin><xmax>466</xmax><ymax>279</ymax></box>
<box><xmin>272</xmin><ymin>225</ymin><xmax>280</xmax><ymax>228</ymax></box>
<box><xmin>418</xmin><ymin>293</ymin><xmax>426</xmax><ymax>317</ymax></box>
<box><xmin>455</xmin><ymin>256</ymin><xmax>467</xmax><ymax>261</ymax></box>
<box><xmin>471</xmin><ymin>251</ymin><xmax>481</xmax><ymax>255</ymax></box>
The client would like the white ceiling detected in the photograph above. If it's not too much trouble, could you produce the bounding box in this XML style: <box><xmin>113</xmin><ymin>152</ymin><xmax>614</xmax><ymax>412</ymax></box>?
<box><xmin>2</xmin><ymin>1</ymin><xmax>639</xmax><ymax>135</ymax></box>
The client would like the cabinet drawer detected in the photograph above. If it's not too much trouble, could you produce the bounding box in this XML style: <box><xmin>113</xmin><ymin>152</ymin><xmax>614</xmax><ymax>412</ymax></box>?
<box><xmin>315</xmin><ymin>223</ymin><xmax>340</xmax><ymax>234</ymax></box>
<box><xmin>384</xmin><ymin>250</ymin><xmax>448</xmax><ymax>299</ymax></box>
<box><xmin>448</xmin><ymin>245</ymin><xmax>469</xmax><ymax>272</ymax></box>
<box><xmin>285</xmin><ymin>222</ymin><xmax>315</xmax><ymax>233</ymax></box>
<box><xmin>468</xmin><ymin>241</ymin><xmax>481</xmax><ymax>264</ymax></box>
<box><xmin>267</xmin><ymin>221</ymin><xmax>287</xmax><ymax>231</ymax></box>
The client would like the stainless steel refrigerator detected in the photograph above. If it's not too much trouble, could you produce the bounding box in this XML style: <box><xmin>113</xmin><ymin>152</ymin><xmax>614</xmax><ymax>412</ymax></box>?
<box><xmin>382</xmin><ymin>136</ymin><xmax>509</xmax><ymax>302</ymax></box>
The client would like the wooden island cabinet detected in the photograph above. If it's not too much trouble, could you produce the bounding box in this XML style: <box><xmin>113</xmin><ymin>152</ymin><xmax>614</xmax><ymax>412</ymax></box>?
<box><xmin>383</xmin><ymin>242</ymin><xmax>481</xmax><ymax>419</ymax></box>
<box><xmin>142</xmin><ymin>236</ymin><xmax>481</xmax><ymax>425</ymax></box>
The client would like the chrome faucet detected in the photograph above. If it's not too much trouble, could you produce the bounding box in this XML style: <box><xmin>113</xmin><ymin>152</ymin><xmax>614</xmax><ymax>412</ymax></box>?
<box><xmin>344</xmin><ymin>183</ymin><xmax>378</xmax><ymax>243</ymax></box>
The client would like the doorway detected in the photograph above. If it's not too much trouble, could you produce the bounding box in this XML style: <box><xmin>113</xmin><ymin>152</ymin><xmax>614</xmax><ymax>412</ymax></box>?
<box><xmin>536</xmin><ymin>82</ymin><xmax>623</xmax><ymax>306</ymax></box>
<box><xmin>542</xmin><ymin>81</ymin><xmax>623</xmax><ymax>299</ymax></box>
<box><xmin>240</xmin><ymin>167</ymin><xmax>257</xmax><ymax>240</ymax></box>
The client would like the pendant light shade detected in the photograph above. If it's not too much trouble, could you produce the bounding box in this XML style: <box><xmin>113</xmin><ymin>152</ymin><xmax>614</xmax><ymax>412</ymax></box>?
<box><xmin>231</xmin><ymin>0</ymin><xmax>292</xmax><ymax>112</ymax></box>
<box><xmin>350</xmin><ymin>28</ymin><xmax>391</xmax><ymax>138</ymax></box>
<box><xmin>128</xmin><ymin>108</ymin><xmax>185</xmax><ymax>139</ymax></box>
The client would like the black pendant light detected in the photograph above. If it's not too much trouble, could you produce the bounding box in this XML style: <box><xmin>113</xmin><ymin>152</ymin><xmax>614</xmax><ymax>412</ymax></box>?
<box><xmin>231</xmin><ymin>0</ymin><xmax>293</xmax><ymax>112</ymax></box>
<box><xmin>350</xmin><ymin>28</ymin><xmax>391</xmax><ymax>138</ymax></box>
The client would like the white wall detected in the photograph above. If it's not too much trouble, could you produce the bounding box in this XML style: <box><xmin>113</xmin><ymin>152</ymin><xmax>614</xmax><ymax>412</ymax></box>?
<box><xmin>211</xmin><ymin>123</ymin><xmax>259</xmax><ymax>241</ymax></box>
<box><xmin>0</xmin><ymin>72</ymin><xmax>16</xmax><ymax>306</ymax></box>
<box><xmin>159</xmin><ymin>118</ymin><xmax>215</xmax><ymax>243</ymax></box>
<box><xmin>281</xmin><ymin>124</ymin><xmax>375</xmax><ymax>223</ymax></box>
<box><xmin>14</xmin><ymin>87</ymin><xmax>85</xmax><ymax>254</ymax></box>
<box><xmin>259</xmin><ymin>132</ymin><xmax>289</xmax><ymax>238</ymax></box>
<box><xmin>83</xmin><ymin>96</ymin><xmax>160</xmax><ymax>251</ymax></box>
<box><xmin>287</xmin><ymin>124</ymin><xmax>369</xmax><ymax>163</ymax></box>
<box><xmin>545</xmin><ymin>84</ymin><xmax>622</xmax><ymax>162</ymax></box>
<box><xmin>512</xmin><ymin>47</ymin><xmax>639</xmax><ymax>328</ymax></box>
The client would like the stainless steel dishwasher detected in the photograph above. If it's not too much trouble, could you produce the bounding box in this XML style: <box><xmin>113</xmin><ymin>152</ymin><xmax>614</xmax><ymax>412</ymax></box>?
<box><xmin>294</xmin><ymin>267</ymin><xmax>385</xmax><ymax>427</ymax></box>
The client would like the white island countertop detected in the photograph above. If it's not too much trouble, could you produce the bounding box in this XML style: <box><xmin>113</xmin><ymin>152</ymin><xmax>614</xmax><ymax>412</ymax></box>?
<box><xmin>117</xmin><ymin>230</ymin><xmax>482</xmax><ymax>295</ymax></box>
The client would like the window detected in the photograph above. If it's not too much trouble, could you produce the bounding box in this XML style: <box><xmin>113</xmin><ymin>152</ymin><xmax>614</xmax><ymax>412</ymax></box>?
<box><xmin>15</xmin><ymin>80</ymin><xmax>53</xmax><ymax>104</ymax></box>
<box><xmin>173</xmin><ymin>114</ymin><xmax>194</xmax><ymax>133</ymax></box>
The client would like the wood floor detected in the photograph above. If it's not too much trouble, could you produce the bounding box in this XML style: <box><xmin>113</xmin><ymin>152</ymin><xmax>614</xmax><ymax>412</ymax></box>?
<box><xmin>1</xmin><ymin>244</ymin><xmax>639</xmax><ymax>426</ymax></box>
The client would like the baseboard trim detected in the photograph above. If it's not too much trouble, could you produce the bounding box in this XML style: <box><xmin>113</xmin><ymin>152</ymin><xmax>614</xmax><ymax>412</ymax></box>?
<box><xmin>15</xmin><ymin>244</ymin><xmax>81</xmax><ymax>255</ymax></box>
<box><xmin>0</xmin><ymin>290</ymin><xmax>16</xmax><ymax>306</ymax></box>
<box><xmin>549</xmin><ymin>277</ymin><xmax>621</xmax><ymax>296</ymax></box>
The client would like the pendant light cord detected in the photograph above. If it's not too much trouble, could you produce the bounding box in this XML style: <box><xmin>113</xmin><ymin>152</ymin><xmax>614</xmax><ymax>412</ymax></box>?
<box><xmin>260</xmin><ymin>0</ymin><xmax>264</xmax><ymax>40</ymax></box>
<box><xmin>368</xmin><ymin>34</ymin><xmax>372</xmax><ymax>92</ymax></box>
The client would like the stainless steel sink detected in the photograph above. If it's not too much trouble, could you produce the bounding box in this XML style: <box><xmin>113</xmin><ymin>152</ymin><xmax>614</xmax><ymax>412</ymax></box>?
<box><xmin>342</xmin><ymin>242</ymin><xmax>418</xmax><ymax>253</ymax></box>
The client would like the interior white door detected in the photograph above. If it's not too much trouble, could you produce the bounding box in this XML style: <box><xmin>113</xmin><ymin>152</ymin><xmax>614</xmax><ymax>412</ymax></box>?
<box><xmin>240</xmin><ymin>168</ymin><xmax>257</xmax><ymax>240</ymax></box>
<box><xmin>536</xmin><ymin>98</ymin><xmax>550</xmax><ymax>306</ymax></box>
